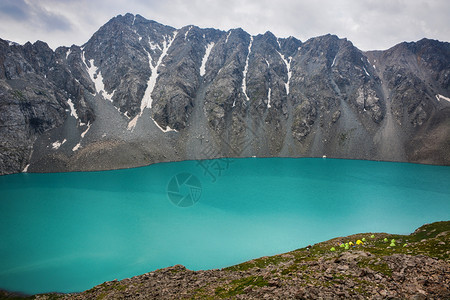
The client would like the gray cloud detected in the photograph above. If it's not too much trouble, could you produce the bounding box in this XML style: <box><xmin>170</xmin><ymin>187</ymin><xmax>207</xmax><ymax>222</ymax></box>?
<box><xmin>0</xmin><ymin>0</ymin><xmax>30</xmax><ymax>20</ymax></box>
<box><xmin>0</xmin><ymin>0</ymin><xmax>448</xmax><ymax>50</ymax></box>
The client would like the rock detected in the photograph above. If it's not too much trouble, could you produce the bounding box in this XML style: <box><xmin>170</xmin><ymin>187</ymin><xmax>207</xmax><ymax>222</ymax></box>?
<box><xmin>332</xmin><ymin>110</ymin><xmax>341</xmax><ymax>123</ymax></box>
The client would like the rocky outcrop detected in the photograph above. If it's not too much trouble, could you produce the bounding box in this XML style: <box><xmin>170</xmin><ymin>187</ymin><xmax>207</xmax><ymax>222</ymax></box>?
<box><xmin>0</xmin><ymin>13</ymin><xmax>449</xmax><ymax>175</ymax></box>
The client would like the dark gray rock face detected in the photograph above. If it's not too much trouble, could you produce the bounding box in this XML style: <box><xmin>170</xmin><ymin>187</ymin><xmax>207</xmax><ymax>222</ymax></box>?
<box><xmin>0</xmin><ymin>13</ymin><xmax>449</xmax><ymax>175</ymax></box>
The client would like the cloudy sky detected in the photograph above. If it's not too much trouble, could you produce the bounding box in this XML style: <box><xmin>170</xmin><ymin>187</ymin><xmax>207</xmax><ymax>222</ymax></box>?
<box><xmin>0</xmin><ymin>0</ymin><xmax>448</xmax><ymax>51</ymax></box>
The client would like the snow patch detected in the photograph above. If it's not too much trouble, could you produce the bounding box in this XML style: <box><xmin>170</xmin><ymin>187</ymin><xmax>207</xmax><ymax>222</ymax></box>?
<box><xmin>66</xmin><ymin>49</ymin><xmax>71</xmax><ymax>60</ymax></box>
<box><xmin>127</xmin><ymin>115</ymin><xmax>139</xmax><ymax>131</ymax></box>
<box><xmin>225</xmin><ymin>31</ymin><xmax>232</xmax><ymax>43</ymax></box>
<box><xmin>373</xmin><ymin>64</ymin><xmax>376</xmax><ymax>69</ymax></box>
<box><xmin>265</xmin><ymin>59</ymin><xmax>270</xmax><ymax>67</ymax></box>
<box><xmin>149</xmin><ymin>41</ymin><xmax>161</xmax><ymax>51</ymax></box>
<box><xmin>82</xmin><ymin>51</ymin><xmax>115</xmax><ymax>101</ymax></box>
<box><xmin>436</xmin><ymin>94</ymin><xmax>450</xmax><ymax>102</ymax></box>
<box><xmin>242</xmin><ymin>36</ymin><xmax>253</xmax><ymax>101</ymax></box>
<box><xmin>132</xmin><ymin>15</ymin><xmax>136</xmax><ymax>26</ymax></box>
<box><xmin>331</xmin><ymin>55</ymin><xmax>337</xmax><ymax>67</ymax></box>
<box><xmin>67</xmin><ymin>98</ymin><xmax>79</xmax><ymax>119</ymax></box>
<box><xmin>51</xmin><ymin>139</ymin><xmax>67</xmax><ymax>150</ymax></box>
<box><xmin>128</xmin><ymin>31</ymin><xmax>178</xmax><ymax>131</ymax></box>
<box><xmin>141</xmin><ymin>31</ymin><xmax>177</xmax><ymax>110</ymax></box>
<box><xmin>72</xmin><ymin>143</ymin><xmax>81</xmax><ymax>152</ymax></box>
<box><xmin>267</xmin><ymin>87</ymin><xmax>272</xmax><ymax>108</ymax></box>
<box><xmin>81</xmin><ymin>123</ymin><xmax>91</xmax><ymax>138</ymax></box>
<box><xmin>200</xmin><ymin>42</ymin><xmax>215</xmax><ymax>76</ymax></box>
<box><xmin>363</xmin><ymin>67</ymin><xmax>370</xmax><ymax>76</ymax></box>
<box><xmin>22</xmin><ymin>164</ymin><xmax>30</xmax><ymax>172</ymax></box>
<box><xmin>138</xmin><ymin>36</ymin><xmax>142</xmax><ymax>42</ymax></box>
<box><xmin>151</xmin><ymin>118</ymin><xmax>178</xmax><ymax>132</ymax></box>
<box><xmin>8</xmin><ymin>40</ymin><xmax>19</xmax><ymax>47</ymax></box>
<box><xmin>278</xmin><ymin>51</ymin><xmax>292</xmax><ymax>95</ymax></box>
<box><xmin>277</xmin><ymin>38</ymin><xmax>281</xmax><ymax>49</ymax></box>
<box><xmin>184</xmin><ymin>26</ymin><xmax>193</xmax><ymax>40</ymax></box>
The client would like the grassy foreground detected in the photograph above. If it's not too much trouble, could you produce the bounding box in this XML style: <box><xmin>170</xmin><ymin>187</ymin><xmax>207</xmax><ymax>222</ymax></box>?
<box><xmin>1</xmin><ymin>221</ymin><xmax>449</xmax><ymax>299</ymax></box>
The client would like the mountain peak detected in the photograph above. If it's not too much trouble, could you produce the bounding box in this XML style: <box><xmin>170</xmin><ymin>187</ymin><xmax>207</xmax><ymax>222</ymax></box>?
<box><xmin>0</xmin><ymin>16</ymin><xmax>449</xmax><ymax>175</ymax></box>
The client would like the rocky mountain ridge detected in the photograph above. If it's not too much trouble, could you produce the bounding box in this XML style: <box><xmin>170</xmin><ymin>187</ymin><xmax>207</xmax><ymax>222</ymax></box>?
<box><xmin>0</xmin><ymin>13</ymin><xmax>449</xmax><ymax>175</ymax></box>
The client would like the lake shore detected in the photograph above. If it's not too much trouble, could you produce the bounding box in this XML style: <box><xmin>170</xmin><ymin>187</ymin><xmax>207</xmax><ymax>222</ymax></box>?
<box><xmin>3</xmin><ymin>221</ymin><xmax>449</xmax><ymax>299</ymax></box>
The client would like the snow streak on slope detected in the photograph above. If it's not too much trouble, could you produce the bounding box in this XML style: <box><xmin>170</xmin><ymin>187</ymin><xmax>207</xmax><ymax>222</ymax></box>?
<box><xmin>363</xmin><ymin>67</ymin><xmax>370</xmax><ymax>76</ymax></box>
<box><xmin>278</xmin><ymin>51</ymin><xmax>292</xmax><ymax>95</ymax></box>
<box><xmin>72</xmin><ymin>123</ymin><xmax>91</xmax><ymax>152</ymax></box>
<box><xmin>225</xmin><ymin>31</ymin><xmax>232</xmax><ymax>43</ymax></box>
<box><xmin>52</xmin><ymin>139</ymin><xmax>67</xmax><ymax>150</ymax></box>
<box><xmin>331</xmin><ymin>55</ymin><xmax>337</xmax><ymax>67</ymax></box>
<box><xmin>184</xmin><ymin>26</ymin><xmax>192</xmax><ymax>40</ymax></box>
<box><xmin>67</xmin><ymin>98</ymin><xmax>79</xmax><ymax>119</ymax></box>
<box><xmin>82</xmin><ymin>51</ymin><xmax>115</xmax><ymax>101</ymax></box>
<box><xmin>151</xmin><ymin>117</ymin><xmax>178</xmax><ymax>132</ymax></box>
<box><xmin>242</xmin><ymin>36</ymin><xmax>253</xmax><ymax>101</ymax></box>
<box><xmin>141</xmin><ymin>32</ymin><xmax>178</xmax><ymax>110</ymax></box>
<box><xmin>436</xmin><ymin>94</ymin><xmax>450</xmax><ymax>102</ymax></box>
<box><xmin>128</xmin><ymin>31</ymin><xmax>178</xmax><ymax>131</ymax></box>
<box><xmin>200</xmin><ymin>42</ymin><xmax>214</xmax><ymax>76</ymax></box>
<box><xmin>267</xmin><ymin>88</ymin><xmax>272</xmax><ymax>108</ymax></box>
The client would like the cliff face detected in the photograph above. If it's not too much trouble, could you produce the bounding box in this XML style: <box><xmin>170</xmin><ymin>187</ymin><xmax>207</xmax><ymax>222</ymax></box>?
<box><xmin>0</xmin><ymin>13</ymin><xmax>449</xmax><ymax>175</ymax></box>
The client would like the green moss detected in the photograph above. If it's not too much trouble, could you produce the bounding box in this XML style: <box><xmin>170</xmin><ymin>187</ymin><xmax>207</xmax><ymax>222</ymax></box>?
<box><xmin>224</xmin><ymin>255</ymin><xmax>290</xmax><ymax>271</ymax></box>
<box><xmin>215</xmin><ymin>276</ymin><xmax>269</xmax><ymax>298</ymax></box>
<box><xmin>11</xmin><ymin>90</ymin><xmax>26</xmax><ymax>101</ymax></box>
<box><xmin>357</xmin><ymin>259</ymin><xmax>392</xmax><ymax>277</ymax></box>
<box><xmin>409</xmin><ymin>221</ymin><xmax>450</xmax><ymax>241</ymax></box>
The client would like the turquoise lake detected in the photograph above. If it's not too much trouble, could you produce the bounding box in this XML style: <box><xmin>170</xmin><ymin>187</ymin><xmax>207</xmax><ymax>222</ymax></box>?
<box><xmin>0</xmin><ymin>158</ymin><xmax>449</xmax><ymax>294</ymax></box>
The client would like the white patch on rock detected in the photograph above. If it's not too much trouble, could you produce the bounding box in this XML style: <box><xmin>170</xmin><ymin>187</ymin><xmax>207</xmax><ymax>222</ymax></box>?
<box><xmin>267</xmin><ymin>87</ymin><xmax>272</xmax><ymax>108</ymax></box>
<box><xmin>278</xmin><ymin>51</ymin><xmax>292</xmax><ymax>95</ymax></box>
<box><xmin>242</xmin><ymin>36</ymin><xmax>253</xmax><ymax>101</ymax></box>
<box><xmin>151</xmin><ymin>117</ymin><xmax>178</xmax><ymax>133</ymax></box>
<box><xmin>67</xmin><ymin>99</ymin><xmax>79</xmax><ymax>119</ymax></box>
<box><xmin>82</xmin><ymin>51</ymin><xmax>115</xmax><ymax>101</ymax></box>
<box><xmin>51</xmin><ymin>139</ymin><xmax>67</xmax><ymax>150</ymax></box>
<box><xmin>200</xmin><ymin>42</ymin><xmax>215</xmax><ymax>76</ymax></box>
<box><xmin>149</xmin><ymin>41</ymin><xmax>161</xmax><ymax>51</ymax></box>
<box><xmin>128</xmin><ymin>31</ymin><xmax>178</xmax><ymax>131</ymax></box>
<box><xmin>81</xmin><ymin>123</ymin><xmax>91</xmax><ymax>138</ymax></box>
<box><xmin>141</xmin><ymin>32</ymin><xmax>177</xmax><ymax>110</ymax></box>
<box><xmin>363</xmin><ymin>67</ymin><xmax>370</xmax><ymax>76</ymax></box>
<box><xmin>72</xmin><ymin>143</ymin><xmax>81</xmax><ymax>152</ymax></box>
<box><xmin>184</xmin><ymin>26</ymin><xmax>193</xmax><ymax>40</ymax></box>
<box><xmin>22</xmin><ymin>164</ymin><xmax>30</xmax><ymax>173</ymax></box>
<box><xmin>331</xmin><ymin>55</ymin><xmax>337</xmax><ymax>67</ymax></box>
<box><xmin>225</xmin><ymin>31</ymin><xmax>232</xmax><ymax>43</ymax></box>
<box><xmin>127</xmin><ymin>115</ymin><xmax>139</xmax><ymax>131</ymax></box>
<box><xmin>436</xmin><ymin>94</ymin><xmax>450</xmax><ymax>102</ymax></box>
<box><xmin>66</xmin><ymin>49</ymin><xmax>71</xmax><ymax>60</ymax></box>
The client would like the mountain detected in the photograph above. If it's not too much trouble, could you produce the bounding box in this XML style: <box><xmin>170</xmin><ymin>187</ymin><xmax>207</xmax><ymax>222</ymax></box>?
<box><xmin>0</xmin><ymin>13</ymin><xmax>449</xmax><ymax>175</ymax></box>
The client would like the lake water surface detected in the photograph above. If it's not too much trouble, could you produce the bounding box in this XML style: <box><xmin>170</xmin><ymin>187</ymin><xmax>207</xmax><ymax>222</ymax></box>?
<box><xmin>1</xmin><ymin>158</ymin><xmax>449</xmax><ymax>294</ymax></box>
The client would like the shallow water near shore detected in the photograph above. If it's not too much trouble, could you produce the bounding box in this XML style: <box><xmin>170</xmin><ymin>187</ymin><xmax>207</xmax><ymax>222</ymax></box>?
<box><xmin>0</xmin><ymin>157</ymin><xmax>449</xmax><ymax>294</ymax></box>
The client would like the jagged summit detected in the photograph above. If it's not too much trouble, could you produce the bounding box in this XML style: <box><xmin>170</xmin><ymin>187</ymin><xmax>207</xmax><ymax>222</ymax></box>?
<box><xmin>0</xmin><ymin>14</ymin><xmax>449</xmax><ymax>175</ymax></box>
